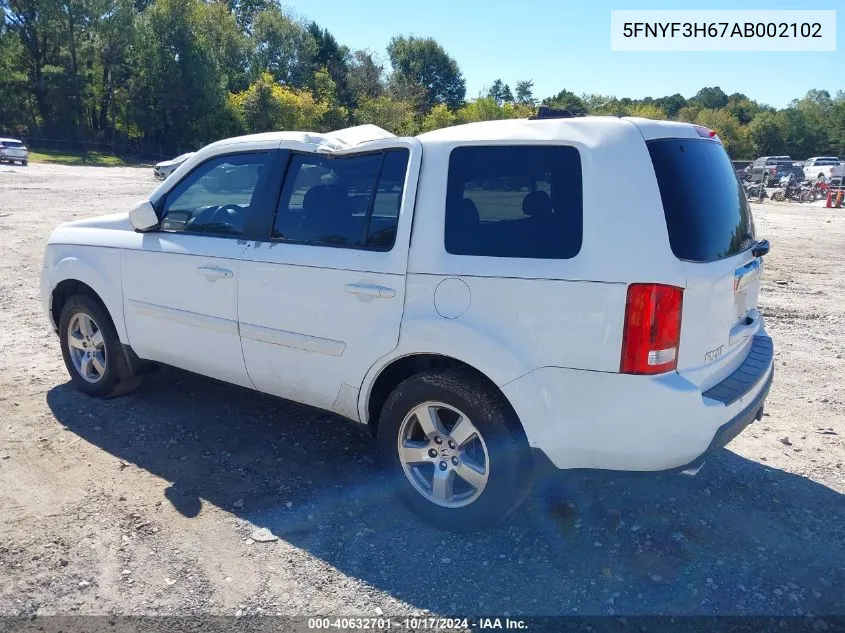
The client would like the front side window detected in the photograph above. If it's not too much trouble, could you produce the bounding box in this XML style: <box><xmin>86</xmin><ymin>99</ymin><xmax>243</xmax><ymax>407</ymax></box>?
<box><xmin>160</xmin><ymin>152</ymin><xmax>270</xmax><ymax>236</ymax></box>
<box><xmin>444</xmin><ymin>145</ymin><xmax>583</xmax><ymax>259</ymax></box>
<box><xmin>273</xmin><ymin>149</ymin><xmax>409</xmax><ymax>251</ymax></box>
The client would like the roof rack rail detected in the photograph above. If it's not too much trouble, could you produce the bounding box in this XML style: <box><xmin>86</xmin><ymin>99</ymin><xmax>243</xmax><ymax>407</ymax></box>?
<box><xmin>529</xmin><ymin>105</ymin><xmax>586</xmax><ymax>120</ymax></box>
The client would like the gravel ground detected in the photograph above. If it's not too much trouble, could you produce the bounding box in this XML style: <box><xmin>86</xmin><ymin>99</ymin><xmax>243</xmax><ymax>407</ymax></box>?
<box><xmin>0</xmin><ymin>162</ymin><xmax>843</xmax><ymax>618</ymax></box>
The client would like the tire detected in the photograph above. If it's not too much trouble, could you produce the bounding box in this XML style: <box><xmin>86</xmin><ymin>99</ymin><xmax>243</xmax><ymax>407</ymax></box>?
<box><xmin>772</xmin><ymin>190</ymin><xmax>784</xmax><ymax>202</ymax></box>
<box><xmin>377</xmin><ymin>369</ymin><xmax>533</xmax><ymax>532</ymax></box>
<box><xmin>58</xmin><ymin>293</ymin><xmax>135</xmax><ymax>397</ymax></box>
<box><xmin>22</xmin><ymin>160</ymin><xmax>28</xmax><ymax>166</ymax></box>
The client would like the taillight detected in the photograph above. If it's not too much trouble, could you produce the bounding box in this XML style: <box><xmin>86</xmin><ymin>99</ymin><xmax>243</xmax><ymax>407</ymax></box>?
<box><xmin>620</xmin><ymin>284</ymin><xmax>683</xmax><ymax>375</ymax></box>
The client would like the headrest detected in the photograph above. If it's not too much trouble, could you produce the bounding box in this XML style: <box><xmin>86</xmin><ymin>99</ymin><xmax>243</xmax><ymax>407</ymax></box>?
<box><xmin>522</xmin><ymin>190</ymin><xmax>553</xmax><ymax>217</ymax></box>
<box><xmin>455</xmin><ymin>197</ymin><xmax>480</xmax><ymax>224</ymax></box>
<box><xmin>302</xmin><ymin>185</ymin><xmax>347</xmax><ymax>214</ymax></box>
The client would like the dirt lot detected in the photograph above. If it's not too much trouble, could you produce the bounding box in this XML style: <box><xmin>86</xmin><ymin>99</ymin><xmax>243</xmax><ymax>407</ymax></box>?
<box><xmin>0</xmin><ymin>162</ymin><xmax>843</xmax><ymax>618</ymax></box>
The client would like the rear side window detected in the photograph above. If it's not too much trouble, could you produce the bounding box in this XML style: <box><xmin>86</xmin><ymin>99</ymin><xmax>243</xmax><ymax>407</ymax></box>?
<box><xmin>445</xmin><ymin>145</ymin><xmax>582</xmax><ymax>259</ymax></box>
<box><xmin>648</xmin><ymin>139</ymin><xmax>754</xmax><ymax>263</ymax></box>
<box><xmin>273</xmin><ymin>149</ymin><xmax>409</xmax><ymax>251</ymax></box>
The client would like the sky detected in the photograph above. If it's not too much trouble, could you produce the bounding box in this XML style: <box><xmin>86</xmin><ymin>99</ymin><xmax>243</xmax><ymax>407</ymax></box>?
<box><xmin>281</xmin><ymin>0</ymin><xmax>843</xmax><ymax>108</ymax></box>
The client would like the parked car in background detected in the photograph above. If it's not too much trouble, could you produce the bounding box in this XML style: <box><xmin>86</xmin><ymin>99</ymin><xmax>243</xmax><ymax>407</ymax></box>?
<box><xmin>153</xmin><ymin>152</ymin><xmax>194</xmax><ymax>179</ymax></box>
<box><xmin>802</xmin><ymin>157</ymin><xmax>844</xmax><ymax>184</ymax></box>
<box><xmin>40</xmin><ymin>116</ymin><xmax>773</xmax><ymax>531</ymax></box>
<box><xmin>0</xmin><ymin>138</ymin><xmax>29</xmax><ymax>165</ymax></box>
<box><xmin>746</xmin><ymin>156</ymin><xmax>793</xmax><ymax>185</ymax></box>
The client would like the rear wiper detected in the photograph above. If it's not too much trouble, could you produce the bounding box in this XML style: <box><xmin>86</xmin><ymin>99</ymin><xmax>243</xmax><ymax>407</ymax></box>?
<box><xmin>751</xmin><ymin>239</ymin><xmax>770</xmax><ymax>258</ymax></box>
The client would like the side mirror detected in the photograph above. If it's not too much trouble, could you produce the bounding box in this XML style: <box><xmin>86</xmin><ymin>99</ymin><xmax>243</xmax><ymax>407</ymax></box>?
<box><xmin>129</xmin><ymin>200</ymin><xmax>159</xmax><ymax>232</ymax></box>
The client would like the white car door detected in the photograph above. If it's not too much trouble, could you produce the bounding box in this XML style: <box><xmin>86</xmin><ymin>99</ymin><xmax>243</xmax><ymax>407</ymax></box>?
<box><xmin>122</xmin><ymin>150</ymin><xmax>278</xmax><ymax>388</ymax></box>
<box><xmin>237</xmin><ymin>139</ymin><xmax>421</xmax><ymax>418</ymax></box>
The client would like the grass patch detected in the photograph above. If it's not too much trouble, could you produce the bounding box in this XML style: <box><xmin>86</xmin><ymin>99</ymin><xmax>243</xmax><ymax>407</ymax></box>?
<box><xmin>28</xmin><ymin>149</ymin><xmax>150</xmax><ymax>167</ymax></box>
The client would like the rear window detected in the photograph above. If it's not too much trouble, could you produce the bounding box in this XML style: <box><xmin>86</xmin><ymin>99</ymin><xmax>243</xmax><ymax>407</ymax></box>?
<box><xmin>648</xmin><ymin>138</ymin><xmax>755</xmax><ymax>263</ymax></box>
<box><xmin>445</xmin><ymin>145</ymin><xmax>582</xmax><ymax>259</ymax></box>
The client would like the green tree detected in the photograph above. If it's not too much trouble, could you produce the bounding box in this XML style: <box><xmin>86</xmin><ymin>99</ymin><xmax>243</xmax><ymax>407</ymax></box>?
<box><xmin>229</xmin><ymin>71</ymin><xmax>328</xmax><ymax>132</ymax></box>
<box><xmin>515</xmin><ymin>80</ymin><xmax>534</xmax><ymax>105</ymax></box>
<box><xmin>419</xmin><ymin>103</ymin><xmax>457</xmax><ymax>132</ymax></box>
<box><xmin>543</xmin><ymin>89</ymin><xmax>587</xmax><ymax>115</ymax></box>
<box><xmin>386</xmin><ymin>35</ymin><xmax>465</xmax><ymax>113</ymax></box>
<box><xmin>694</xmin><ymin>108</ymin><xmax>746</xmax><ymax>157</ymax></box>
<box><xmin>130</xmin><ymin>0</ymin><xmax>228</xmax><ymax>149</ymax></box>
<box><xmin>307</xmin><ymin>21</ymin><xmax>352</xmax><ymax>112</ymax></box>
<box><xmin>748</xmin><ymin>112</ymin><xmax>786</xmax><ymax>156</ymax></box>
<box><xmin>250</xmin><ymin>6</ymin><xmax>315</xmax><ymax>88</ymax></box>
<box><xmin>354</xmin><ymin>95</ymin><xmax>415</xmax><ymax>135</ymax></box>
<box><xmin>347</xmin><ymin>49</ymin><xmax>384</xmax><ymax>101</ymax></box>
<box><xmin>653</xmin><ymin>93</ymin><xmax>687</xmax><ymax>118</ymax></box>
<box><xmin>487</xmin><ymin>79</ymin><xmax>513</xmax><ymax>105</ymax></box>
<box><xmin>692</xmin><ymin>86</ymin><xmax>728</xmax><ymax>110</ymax></box>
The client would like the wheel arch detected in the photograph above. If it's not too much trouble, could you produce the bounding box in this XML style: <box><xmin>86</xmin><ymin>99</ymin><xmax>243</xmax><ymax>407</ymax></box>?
<box><xmin>48</xmin><ymin>253</ymin><xmax>127</xmax><ymax>344</ymax></box>
<box><xmin>361</xmin><ymin>352</ymin><xmax>525</xmax><ymax>440</ymax></box>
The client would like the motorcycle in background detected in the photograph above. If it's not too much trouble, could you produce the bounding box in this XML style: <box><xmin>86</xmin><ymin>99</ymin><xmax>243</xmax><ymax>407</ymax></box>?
<box><xmin>771</xmin><ymin>173</ymin><xmax>804</xmax><ymax>202</ymax></box>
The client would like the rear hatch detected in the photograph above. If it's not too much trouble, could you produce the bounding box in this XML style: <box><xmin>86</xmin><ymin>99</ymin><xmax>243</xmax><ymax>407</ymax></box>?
<box><xmin>645</xmin><ymin>130</ymin><xmax>765</xmax><ymax>391</ymax></box>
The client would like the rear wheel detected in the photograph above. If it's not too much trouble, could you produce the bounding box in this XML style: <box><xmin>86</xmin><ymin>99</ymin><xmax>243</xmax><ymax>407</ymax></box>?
<box><xmin>58</xmin><ymin>294</ymin><xmax>135</xmax><ymax>397</ymax></box>
<box><xmin>377</xmin><ymin>370</ymin><xmax>533</xmax><ymax>532</ymax></box>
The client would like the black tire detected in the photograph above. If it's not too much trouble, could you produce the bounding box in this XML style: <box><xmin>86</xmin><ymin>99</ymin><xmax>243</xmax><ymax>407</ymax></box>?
<box><xmin>58</xmin><ymin>293</ymin><xmax>136</xmax><ymax>397</ymax></box>
<box><xmin>22</xmin><ymin>160</ymin><xmax>28</xmax><ymax>166</ymax></box>
<box><xmin>377</xmin><ymin>369</ymin><xmax>533</xmax><ymax>532</ymax></box>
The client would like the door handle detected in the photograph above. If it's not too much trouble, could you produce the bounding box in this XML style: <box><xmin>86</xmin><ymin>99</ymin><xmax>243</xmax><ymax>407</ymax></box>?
<box><xmin>345</xmin><ymin>283</ymin><xmax>395</xmax><ymax>299</ymax></box>
<box><xmin>197</xmin><ymin>266</ymin><xmax>233</xmax><ymax>281</ymax></box>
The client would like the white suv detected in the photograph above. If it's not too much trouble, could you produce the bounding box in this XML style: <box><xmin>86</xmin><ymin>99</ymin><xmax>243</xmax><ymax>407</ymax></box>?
<box><xmin>40</xmin><ymin>115</ymin><xmax>774</xmax><ymax>531</ymax></box>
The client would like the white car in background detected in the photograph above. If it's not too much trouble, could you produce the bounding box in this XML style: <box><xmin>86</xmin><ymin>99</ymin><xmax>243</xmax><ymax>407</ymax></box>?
<box><xmin>802</xmin><ymin>156</ymin><xmax>844</xmax><ymax>184</ymax></box>
<box><xmin>40</xmin><ymin>115</ymin><xmax>773</xmax><ymax>532</ymax></box>
<box><xmin>0</xmin><ymin>138</ymin><xmax>29</xmax><ymax>165</ymax></box>
<box><xmin>153</xmin><ymin>152</ymin><xmax>194</xmax><ymax>179</ymax></box>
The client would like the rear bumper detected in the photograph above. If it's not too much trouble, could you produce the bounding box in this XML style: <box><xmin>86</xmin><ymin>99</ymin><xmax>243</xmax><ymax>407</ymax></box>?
<box><xmin>502</xmin><ymin>334</ymin><xmax>774</xmax><ymax>471</ymax></box>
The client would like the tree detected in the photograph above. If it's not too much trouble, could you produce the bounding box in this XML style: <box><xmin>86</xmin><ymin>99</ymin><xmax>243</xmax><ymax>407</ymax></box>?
<box><xmin>348</xmin><ymin>49</ymin><xmax>383</xmax><ymax>101</ymax></box>
<box><xmin>229</xmin><ymin>70</ymin><xmax>328</xmax><ymax>132</ymax></box>
<box><xmin>748</xmin><ymin>112</ymin><xmax>786</xmax><ymax>156</ymax></box>
<box><xmin>515</xmin><ymin>80</ymin><xmax>534</xmax><ymax>105</ymax></box>
<box><xmin>694</xmin><ymin>108</ymin><xmax>747</xmax><ymax>157</ymax></box>
<box><xmin>487</xmin><ymin>79</ymin><xmax>513</xmax><ymax>105</ymax></box>
<box><xmin>386</xmin><ymin>35</ymin><xmax>465</xmax><ymax>113</ymax></box>
<box><xmin>626</xmin><ymin>103</ymin><xmax>666</xmax><ymax>120</ymax></box>
<box><xmin>354</xmin><ymin>95</ymin><xmax>415</xmax><ymax>135</ymax></box>
<box><xmin>543</xmin><ymin>89</ymin><xmax>587</xmax><ymax>115</ymax></box>
<box><xmin>227</xmin><ymin>0</ymin><xmax>273</xmax><ymax>33</ymax></box>
<box><xmin>250</xmin><ymin>6</ymin><xmax>315</xmax><ymax>88</ymax></box>
<box><xmin>419</xmin><ymin>103</ymin><xmax>456</xmax><ymax>132</ymax></box>
<box><xmin>692</xmin><ymin>86</ymin><xmax>728</xmax><ymax>110</ymax></box>
<box><xmin>653</xmin><ymin>93</ymin><xmax>686</xmax><ymax>118</ymax></box>
<box><xmin>130</xmin><ymin>0</ymin><xmax>228</xmax><ymax>149</ymax></box>
<box><xmin>307</xmin><ymin>21</ymin><xmax>352</xmax><ymax>112</ymax></box>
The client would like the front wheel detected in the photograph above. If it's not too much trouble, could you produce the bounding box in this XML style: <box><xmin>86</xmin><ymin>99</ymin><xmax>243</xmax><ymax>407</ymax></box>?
<box><xmin>377</xmin><ymin>370</ymin><xmax>533</xmax><ymax>532</ymax></box>
<box><xmin>59</xmin><ymin>294</ymin><xmax>134</xmax><ymax>397</ymax></box>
